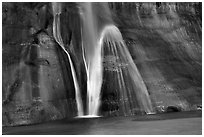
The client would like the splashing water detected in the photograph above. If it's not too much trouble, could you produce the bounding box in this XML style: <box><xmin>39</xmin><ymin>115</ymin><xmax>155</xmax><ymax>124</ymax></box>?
<box><xmin>100</xmin><ymin>25</ymin><xmax>154</xmax><ymax>115</ymax></box>
<box><xmin>52</xmin><ymin>2</ymin><xmax>84</xmax><ymax>116</ymax></box>
<box><xmin>75</xmin><ymin>115</ymin><xmax>102</xmax><ymax>119</ymax></box>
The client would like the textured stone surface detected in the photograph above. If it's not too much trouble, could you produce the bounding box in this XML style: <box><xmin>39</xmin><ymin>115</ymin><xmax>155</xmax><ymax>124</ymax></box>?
<box><xmin>2</xmin><ymin>2</ymin><xmax>202</xmax><ymax>126</ymax></box>
<box><xmin>105</xmin><ymin>2</ymin><xmax>201</xmax><ymax>114</ymax></box>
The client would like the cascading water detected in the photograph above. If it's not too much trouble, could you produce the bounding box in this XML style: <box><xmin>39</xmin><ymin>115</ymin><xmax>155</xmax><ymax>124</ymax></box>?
<box><xmin>100</xmin><ymin>25</ymin><xmax>154</xmax><ymax>115</ymax></box>
<box><xmin>80</xmin><ymin>3</ymin><xmax>103</xmax><ymax>116</ymax></box>
<box><xmin>2</xmin><ymin>2</ymin><xmax>202</xmax><ymax>127</ymax></box>
<box><xmin>52</xmin><ymin>2</ymin><xmax>154</xmax><ymax>117</ymax></box>
<box><xmin>79</xmin><ymin>2</ymin><xmax>154</xmax><ymax>116</ymax></box>
<box><xmin>52</xmin><ymin>2</ymin><xmax>84</xmax><ymax>116</ymax></box>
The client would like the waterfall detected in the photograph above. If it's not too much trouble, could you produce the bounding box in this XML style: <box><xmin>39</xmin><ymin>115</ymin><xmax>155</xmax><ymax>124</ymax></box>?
<box><xmin>80</xmin><ymin>2</ymin><xmax>154</xmax><ymax>116</ymax></box>
<box><xmin>100</xmin><ymin>25</ymin><xmax>154</xmax><ymax>114</ymax></box>
<box><xmin>52</xmin><ymin>2</ymin><xmax>154</xmax><ymax>117</ymax></box>
<box><xmin>52</xmin><ymin>2</ymin><xmax>84</xmax><ymax>116</ymax></box>
<box><xmin>80</xmin><ymin>3</ymin><xmax>103</xmax><ymax>116</ymax></box>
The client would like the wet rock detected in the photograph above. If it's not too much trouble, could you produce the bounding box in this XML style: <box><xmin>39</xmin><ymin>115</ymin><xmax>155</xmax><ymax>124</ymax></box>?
<box><xmin>2</xmin><ymin>2</ymin><xmax>202</xmax><ymax>126</ymax></box>
<box><xmin>2</xmin><ymin>31</ymin><xmax>77</xmax><ymax>126</ymax></box>
<box><xmin>166</xmin><ymin>106</ymin><xmax>181</xmax><ymax>112</ymax></box>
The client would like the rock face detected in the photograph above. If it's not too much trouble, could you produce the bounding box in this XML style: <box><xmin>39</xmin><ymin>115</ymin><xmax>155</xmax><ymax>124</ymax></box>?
<box><xmin>2</xmin><ymin>2</ymin><xmax>202</xmax><ymax>126</ymax></box>
<box><xmin>2</xmin><ymin>32</ymin><xmax>79</xmax><ymax>126</ymax></box>
<box><xmin>103</xmin><ymin>2</ymin><xmax>201</xmax><ymax>115</ymax></box>
<box><xmin>2</xmin><ymin>3</ymin><xmax>78</xmax><ymax>126</ymax></box>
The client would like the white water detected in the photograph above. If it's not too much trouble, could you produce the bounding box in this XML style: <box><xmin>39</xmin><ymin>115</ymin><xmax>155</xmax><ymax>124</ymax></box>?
<box><xmin>100</xmin><ymin>25</ymin><xmax>154</xmax><ymax>114</ymax></box>
<box><xmin>52</xmin><ymin>2</ymin><xmax>154</xmax><ymax>117</ymax></box>
<box><xmin>75</xmin><ymin>115</ymin><xmax>102</xmax><ymax>118</ymax></box>
<box><xmin>80</xmin><ymin>3</ymin><xmax>103</xmax><ymax>116</ymax></box>
<box><xmin>80</xmin><ymin>3</ymin><xmax>154</xmax><ymax>116</ymax></box>
<box><xmin>52</xmin><ymin>2</ymin><xmax>84</xmax><ymax>116</ymax></box>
